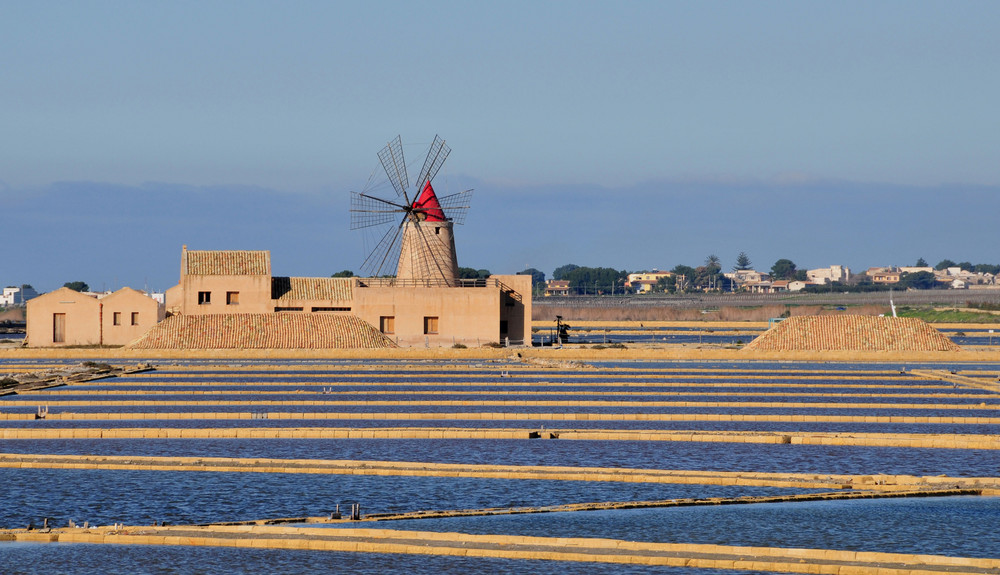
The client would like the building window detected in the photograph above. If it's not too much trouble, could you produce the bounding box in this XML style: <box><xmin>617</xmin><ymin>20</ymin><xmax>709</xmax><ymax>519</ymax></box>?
<box><xmin>380</xmin><ymin>316</ymin><xmax>395</xmax><ymax>334</ymax></box>
<box><xmin>53</xmin><ymin>313</ymin><xmax>65</xmax><ymax>343</ymax></box>
<box><xmin>198</xmin><ymin>291</ymin><xmax>211</xmax><ymax>305</ymax></box>
<box><xmin>312</xmin><ymin>307</ymin><xmax>351</xmax><ymax>312</ymax></box>
<box><xmin>131</xmin><ymin>312</ymin><xmax>140</xmax><ymax>326</ymax></box>
<box><xmin>227</xmin><ymin>291</ymin><xmax>240</xmax><ymax>305</ymax></box>
<box><xmin>113</xmin><ymin>312</ymin><xmax>121</xmax><ymax>326</ymax></box>
<box><xmin>274</xmin><ymin>307</ymin><xmax>303</xmax><ymax>312</ymax></box>
<box><xmin>423</xmin><ymin>316</ymin><xmax>439</xmax><ymax>335</ymax></box>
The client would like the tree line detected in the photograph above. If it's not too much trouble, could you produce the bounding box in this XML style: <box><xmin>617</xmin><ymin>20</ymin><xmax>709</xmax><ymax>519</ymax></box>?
<box><xmin>326</xmin><ymin>253</ymin><xmax>1000</xmax><ymax>296</ymax></box>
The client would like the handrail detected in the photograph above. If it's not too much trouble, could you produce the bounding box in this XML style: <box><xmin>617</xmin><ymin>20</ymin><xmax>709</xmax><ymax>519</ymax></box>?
<box><xmin>356</xmin><ymin>277</ymin><xmax>495</xmax><ymax>288</ymax></box>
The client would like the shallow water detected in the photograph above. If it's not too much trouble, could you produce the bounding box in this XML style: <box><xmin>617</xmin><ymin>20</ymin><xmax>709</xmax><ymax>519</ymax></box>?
<box><xmin>341</xmin><ymin>496</ymin><xmax>1000</xmax><ymax>558</ymax></box>
<box><xmin>0</xmin><ymin>544</ymin><xmax>733</xmax><ymax>575</ymax></box>
<box><xmin>0</xmin><ymin>467</ymin><xmax>809</xmax><ymax>529</ymax></box>
<box><xmin>1</xmin><ymin>358</ymin><xmax>998</xmax><ymax>572</ymax></box>
<box><xmin>2</xmin><ymin>437</ymin><xmax>996</xmax><ymax>477</ymax></box>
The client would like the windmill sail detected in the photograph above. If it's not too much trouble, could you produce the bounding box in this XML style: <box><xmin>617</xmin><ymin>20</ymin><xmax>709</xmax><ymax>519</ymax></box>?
<box><xmin>378</xmin><ymin>135</ymin><xmax>409</xmax><ymax>199</ymax></box>
<box><xmin>352</xmin><ymin>135</ymin><xmax>470</xmax><ymax>283</ymax></box>
<box><xmin>416</xmin><ymin>135</ymin><xmax>450</xmax><ymax>188</ymax></box>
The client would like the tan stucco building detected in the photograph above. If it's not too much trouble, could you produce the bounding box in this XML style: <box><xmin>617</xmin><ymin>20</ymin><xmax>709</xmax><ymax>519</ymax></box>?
<box><xmin>26</xmin><ymin>287</ymin><xmax>164</xmax><ymax>347</ymax></box>
<box><xmin>26</xmin><ymin>245</ymin><xmax>530</xmax><ymax>348</ymax></box>
<box><xmin>164</xmin><ymin>246</ymin><xmax>531</xmax><ymax>347</ymax></box>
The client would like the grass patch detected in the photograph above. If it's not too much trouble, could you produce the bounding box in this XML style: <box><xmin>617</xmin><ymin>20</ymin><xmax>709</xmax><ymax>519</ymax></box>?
<box><xmin>896</xmin><ymin>307</ymin><xmax>1000</xmax><ymax>323</ymax></box>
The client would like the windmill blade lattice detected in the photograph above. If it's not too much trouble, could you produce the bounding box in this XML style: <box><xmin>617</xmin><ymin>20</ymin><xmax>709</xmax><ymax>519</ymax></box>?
<box><xmin>377</xmin><ymin>135</ymin><xmax>409</xmax><ymax>199</ymax></box>
<box><xmin>358</xmin><ymin>219</ymin><xmax>405</xmax><ymax>277</ymax></box>
<box><xmin>350</xmin><ymin>192</ymin><xmax>406</xmax><ymax>230</ymax></box>
<box><xmin>416</xmin><ymin>135</ymin><xmax>450</xmax><ymax>188</ymax></box>
<box><xmin>435</xmin><ymin>189</ymin><xmax>474</xmax><ymax>225</ymax></box>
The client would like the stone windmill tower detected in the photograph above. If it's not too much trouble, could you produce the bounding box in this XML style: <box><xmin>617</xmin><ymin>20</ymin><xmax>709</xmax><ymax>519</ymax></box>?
<box><xmin>351</xmin><ymin>135</ymin><xmax>473</xmax><ymax>284</ymax></box>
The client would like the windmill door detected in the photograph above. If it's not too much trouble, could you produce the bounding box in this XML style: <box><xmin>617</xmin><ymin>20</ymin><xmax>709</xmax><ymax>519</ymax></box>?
<box><xmin>53</xmin><ymin>313</ymin><xmax>66</xmax><ymax>343</ymax></box>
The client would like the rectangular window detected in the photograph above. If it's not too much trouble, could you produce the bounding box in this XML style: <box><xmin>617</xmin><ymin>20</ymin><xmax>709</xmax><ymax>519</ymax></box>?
<box><xmin>423</xmin><ymin>316</ymin><xmax>439</xmax><ymax>335</ymax></box>
<box><xmin>131</xmin><ymin>312</ymin><xmax>140</xmax><ymax>326</ymax></box>
<box><xmin>53</xmin><ymin>313</ymin><xmax>65</xmax><ymax>343</ymax></box>
<box><xmin>380</xmin><ymin>316</ymin><xmax>395</xmax><ymax>334</ymax></box>
<box><xmin>198</xmin><ymin>291</ymin><xmax>211</xmax><ymax>305</ymax></box>
<box><xmin>113</xmin><ymin>312</ymin><xmax>121</xmax><ymax>326</ymax></box>
<box><xmin>312</xmin><ymin>307</ymin><xmax>351</xmax><ymax>312</ymax></box>
<box><xmin>274</xmin><ymin>307</ymin><xmax>303</xmax><ymax>312</ymax></box>
<box><xmin>227</xmin><ymin>291</ymin><xmax>239</xmax><ymax>305</ymax></box>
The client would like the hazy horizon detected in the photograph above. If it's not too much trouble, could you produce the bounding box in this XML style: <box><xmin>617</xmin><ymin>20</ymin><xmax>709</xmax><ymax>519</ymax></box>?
<box><xmin>3</xmin><ymin>2</ymin><xmax>998</xmax><ymax>292</ymax></box>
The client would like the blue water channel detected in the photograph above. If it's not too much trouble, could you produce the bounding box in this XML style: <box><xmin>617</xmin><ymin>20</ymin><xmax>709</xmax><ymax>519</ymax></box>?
<box><xmin>0</xmin><ymin>544</ymin><xmax>743</xmax><ymax>575</ymax></box>
<box><xmin>1</xmin><ymin>358</ymin><xmax>999</xmax><ymax>571</ymax></box>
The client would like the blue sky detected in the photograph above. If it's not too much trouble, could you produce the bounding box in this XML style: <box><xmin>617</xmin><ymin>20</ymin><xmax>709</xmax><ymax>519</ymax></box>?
<box><xmin>3</xmin><ymin>1</ymin><xmax>999</xmax><ymax>292</ymax></box>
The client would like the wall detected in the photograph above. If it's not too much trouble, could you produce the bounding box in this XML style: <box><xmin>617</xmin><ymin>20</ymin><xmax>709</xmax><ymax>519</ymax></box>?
<box><xmin>493</xmin><ymin>274</ymin><xmax>532</xmax><ymax>346</ymax></box>
<box><xmin>100</xmin><ymin>288</ymin><xmax>165</xmax><ymax>346</ymax></box>
<box><xmin>353</xmin><ymin>285</ymin><xmax>501</xmax><ymax>347</ymax></box>
<box><xmin>25</xmin><ymin>287</ymin><xmax>101</xmax><ymax>346</ymax></box>
<box><xmin>179</xmin><ymin>274</ymin><xmax>272</xmax><ymax>315</ymax></box>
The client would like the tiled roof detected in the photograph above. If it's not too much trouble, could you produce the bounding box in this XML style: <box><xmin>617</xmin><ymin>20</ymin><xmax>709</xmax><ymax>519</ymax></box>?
<box><xmin>186</xmin><ymin>250</ymin><xmax>270</xmax><ymax>276</ymax></box>
<box><xmin>272</xmin><ymin>277</ymin><xmax>353</xmax><ymax>301</ymax></box>
<box><xmin>744</xmin><ymin>315</ymin><xmax>960</xmax><ymax>352</ymax></box>
<box><xmin>126</xmin><ymin>313</ymin><xmax>395</xmax><ymax>349</ymax></box>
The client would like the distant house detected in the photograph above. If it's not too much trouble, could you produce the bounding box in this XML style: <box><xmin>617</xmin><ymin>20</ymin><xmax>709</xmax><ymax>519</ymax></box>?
<box><xmin>866</xmin><ymin>267</ymin><xmax>901</xmax><ymax>284</ymax></box>
<box><xmin>1</xmin><ymin>286</ymin><xmax>39</xmax><ymax>306</ymax></box>
<box><xmin>871</xmin><ymin>272</ymin><xmax>900</xmax><ymax>284</ymax></box>
<box><xmin>725</xmin><ymin>270</ymin><xmax>768</xmax><ymax>290</ymax></box>
<box><xmin>544</xmin><ymin>280</ymin><xmax>570</xmax><ymax>297</ymax></box>
<box><xmin>806</xmin><ymin>265</ymin><xmax>850</xmax><ymax>284</ymax></box>
<box><xmin>626</xmin><ymin>271</ymin><xmax>672</xmax><ymax>293</ymax></box>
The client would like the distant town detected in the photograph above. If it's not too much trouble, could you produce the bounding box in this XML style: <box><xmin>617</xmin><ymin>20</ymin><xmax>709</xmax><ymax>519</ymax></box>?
<box><xmin>517</xmin><ymin>256</ymin><xmax>1000</xmax><ymax>297</ymax></box>
<box><xmin>3</xmin><ymin>256</ymin><xmax>999</xmax><ymax>310</ymax></box>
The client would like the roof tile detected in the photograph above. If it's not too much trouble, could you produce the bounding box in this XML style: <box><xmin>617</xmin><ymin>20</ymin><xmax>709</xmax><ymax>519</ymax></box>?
<box><xmin>186</xmin><ymin>251</ymin><xmax>270</xmax><ymax>276</ymax></box>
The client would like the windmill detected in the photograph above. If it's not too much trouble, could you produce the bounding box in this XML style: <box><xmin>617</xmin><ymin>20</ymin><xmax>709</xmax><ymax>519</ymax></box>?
<box><xmin>350</xmin><ymin>135</ymin><xmax>473</xmax><ymax>284</ymax></box>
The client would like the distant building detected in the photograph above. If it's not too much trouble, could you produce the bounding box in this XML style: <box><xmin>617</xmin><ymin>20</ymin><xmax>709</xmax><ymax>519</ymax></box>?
<box><xmin>866</xmin><ymin>267</ymin><xmax>901</xmax><ymax>284</ymax></box>
<box><xmin>1</xmin><ymin>286</ymin><xmax>39</xmax><ymax>306</ymax></box>
<box><xmin>806</xmin><ymin>265</ymin><xmax>850</xmax><ymax>284</ymax></box>
<box><xmin>625</xmin><ymin>271</ymin><xmax>672</xmax><ymax>293</ymax></box>
<box><xmin>724</xmin><ymin>270</ymin><xmax>767</xmax><ymax>289</ymax></box>
<box><xmin>544</xmin><ymin>280</ymin><xmax>571</xmax><ymax>297</ymax></box>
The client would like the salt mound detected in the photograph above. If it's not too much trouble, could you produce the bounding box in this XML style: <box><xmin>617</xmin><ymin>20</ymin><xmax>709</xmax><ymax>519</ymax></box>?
<box><xmin>743</xmin><ymin>315</ymin><xmax>959</xmax><ymax>352</ymax></box>
<box><xmin>127</xmin><ymin>313</ymin><xmax>396</xmax><ymax>349</ymax></box>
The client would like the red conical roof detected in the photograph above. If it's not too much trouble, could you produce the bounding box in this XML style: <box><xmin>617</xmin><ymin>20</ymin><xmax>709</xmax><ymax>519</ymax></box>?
<box><xmin>411</xmin><ymin>180</ymin><xmax>446</xmax><ymax>221</ymax></box>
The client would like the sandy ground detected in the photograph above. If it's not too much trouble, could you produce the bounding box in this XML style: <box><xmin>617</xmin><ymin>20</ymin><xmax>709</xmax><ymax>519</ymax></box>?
<box><xmin>3</xmin><ymin>321</ymin><xmax>1000</xmax><ymax>363</ymax></box>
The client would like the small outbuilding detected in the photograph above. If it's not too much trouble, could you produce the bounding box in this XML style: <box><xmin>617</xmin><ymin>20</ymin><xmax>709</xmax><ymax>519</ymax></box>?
<box><xmin>26</xmin><ymin>287</ymin><xmax>101</xmax><ymax>346</ymax></box>
<box><xmin>100</xmin><ymin>287</ymin><xmax>166</xmax><ymax>345</ymax></box>
<box><xmin>26</xmin><ymin>287</ymin><xmax>164</xmax><ymax>347</ymax></box>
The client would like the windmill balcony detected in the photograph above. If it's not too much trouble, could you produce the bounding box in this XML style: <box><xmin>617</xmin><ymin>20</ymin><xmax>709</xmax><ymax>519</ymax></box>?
<box><xmin>356</xmin><ymin>277</ymin><xmax>497</xmax><ymax>289</ymax></box>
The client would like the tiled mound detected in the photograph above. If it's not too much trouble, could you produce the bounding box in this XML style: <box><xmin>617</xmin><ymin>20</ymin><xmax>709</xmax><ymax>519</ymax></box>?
<box><xmin>126</xmin><ymin>313</ymin><xmax>396</xmax><ymax>349</ymax></box>
<box><xmin>743</xmin><ymin>315</ymin><xmax>960</xmax><ymax>352</ymax></box>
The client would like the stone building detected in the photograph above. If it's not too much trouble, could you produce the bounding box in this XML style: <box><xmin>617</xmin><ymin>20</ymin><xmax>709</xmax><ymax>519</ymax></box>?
<box><xmin>162</xmin><ymin>245</ymin><xmax>531</xmax><ymax>347</ymax></box>
<box><xmin>25</xmin><ymin>286</ymin><xmax>164</xmax><ymax>347</ymax></box>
